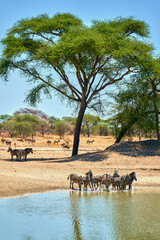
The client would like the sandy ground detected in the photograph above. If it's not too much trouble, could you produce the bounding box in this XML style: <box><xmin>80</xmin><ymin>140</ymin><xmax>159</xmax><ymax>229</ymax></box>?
<box><xmin>0</xmin><ymin>135</ymin><xmax>160</xmax><ymax>198</ymax></box>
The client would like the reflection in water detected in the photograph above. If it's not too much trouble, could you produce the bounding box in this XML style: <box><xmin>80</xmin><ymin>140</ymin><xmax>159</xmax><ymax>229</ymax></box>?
<box><xmin>69</xmin><ymin>190</ymin><xmax>160</xmax><ymax>240</ymax></box>
<box><xmin>0</xmin><ymin>189</ymin><xmax>160</xmax><ymax>240</ymax></box>
<box><xmin>69</xmin><ymin>191</ymin><xmax>83</xmax><ymax>240</ymax></box>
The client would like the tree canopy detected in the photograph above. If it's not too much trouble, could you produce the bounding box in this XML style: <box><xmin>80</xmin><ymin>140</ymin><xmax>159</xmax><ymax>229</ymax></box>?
<box><xmin>4</xmin><ymin>114</ymin><xmax>40</xmax><ymax>138</ymax></box>
<box><xmin>0</xmin><ymin>13</ymin><xmax>153</xmax><ymax>155</ymax></box>
<box><xmin>109</xmin><ymin>56</ymin><xmax>160</xmax><ymax>143</ymax></box>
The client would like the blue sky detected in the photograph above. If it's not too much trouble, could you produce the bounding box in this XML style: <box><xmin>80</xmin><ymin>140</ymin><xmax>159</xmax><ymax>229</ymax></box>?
<box><xmin>0</xmin><ymin>0</ymin><xmax>160</xmax><ymax>118</ymax></box>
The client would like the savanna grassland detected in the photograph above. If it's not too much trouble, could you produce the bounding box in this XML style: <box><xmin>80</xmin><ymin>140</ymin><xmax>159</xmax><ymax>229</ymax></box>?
<box><xmin>0</xmin><ymin>135</ymin><xmax>160</xmax><ymax>198</ymax></box>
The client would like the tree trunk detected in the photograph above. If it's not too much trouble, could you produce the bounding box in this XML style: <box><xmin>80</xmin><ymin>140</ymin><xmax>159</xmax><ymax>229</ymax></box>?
<box><xmin>42</xmin><ymin>128</ymin><xmax>44</xmax><ymax>137</ymax></box>
<box><xmin>72</xmin><ymin>99</ymin><xmax>86</xmax><ymax>156</ymax></box>
<box><xmin>115</xmin><ymin>118</ymin><xmax>138</xmax><ymax>143</ymax></box>
<box><xmin>87</xmin><ymin>127</ymin><xmax>90</xmax><ymax>138</ymax></box>
<box><xmin>150</xmin><ymin>80</ymin><xmax>160</xmax><ymax>140</ymax></box>
<box><xmin>82</xmin><ymin>125</ymin><xmax>85</xmax><ymax>136</ymax></box>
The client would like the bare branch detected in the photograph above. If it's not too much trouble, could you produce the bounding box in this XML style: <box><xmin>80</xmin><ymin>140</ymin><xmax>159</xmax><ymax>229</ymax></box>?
<box><xmin>12</xmin><ymin>63</ymin><xmax>81</xmax><ymax>102</ymax></box>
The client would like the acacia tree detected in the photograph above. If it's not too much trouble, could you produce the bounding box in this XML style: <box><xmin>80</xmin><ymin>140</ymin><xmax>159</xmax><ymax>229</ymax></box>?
<box><xmin>137</xmin><ymin>58</ymin><xmax>160</xmax><ymax>140</ymax></box>
<box><xmin>54</xmin><ymin>120</ymin><xmax>71</xmax><ymax>138</ymax></box>
<box><xmin>4</xmin><ymin>114</ymin><xmax>40</xmax><ymax>138</ymax></box>
<box><xmin>14</xmin><ymin>108</ymin><xmax>48</xmax><ymax>119</ymax></box>
<box><xmin>82</xmin><ymin>114</ymin><xmax>100</xmax><ymax>137</ymax></box>
<box><xmin>0</xmin><ymin>114</ymin><xmax>12</xmax><ymax>123</ymax></box>
<box><xmin>111</xmin><ymin>74</ymin><xmax>158</xmax><ymax>143</ymax></box>
<box><xmin>0</xmin><ymin>13</ymin><xmax>152</xmax><ymax>155</ymax></box>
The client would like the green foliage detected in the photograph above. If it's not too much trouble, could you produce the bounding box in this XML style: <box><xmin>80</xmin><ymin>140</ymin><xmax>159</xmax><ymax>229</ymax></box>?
<box><xmin>0</xmin><ymin>12</ymin><xmax>153</xmax><ymax>154</ymax></box>
<box><xmin>0</xmin><ymin>114</ymin><xmax>12</xmax><ymax>123</ymax></box>
<box><xmin>109</xmin><ymin>68</ymin><xmax>159</xmax><ymax>141</ymax></box>
<box><xmin>0</xmin><ymin>13</ymin><xmax>152</xmax><ymax>108</ymax></box>
<box><xmin>96</xmin><ymin>122</ymin><xmax>108</xmax><ymax>136</ymax></box>
<box><xmin>4</xmin><ymin>114</ymin><xmax>40</xmax><ymax>138</ymax></box>
<box><xmin>82</xmin><ymin>114</ymin><xmax>100</xmax><ymax>125</ymax></box>
<box><xmin>81</xmin><ymin>114</ymin><xmax>100</xmax><ymax>137</ymax></box>
<box><xmin>62</xmin><ymin>116</ymin><xmax>75</xmax><ymax>124</ymax></box>
<box><xmin>54</xmin><ymin>120</ymin><xmax>71</xmax><ymax>138</ymax></box>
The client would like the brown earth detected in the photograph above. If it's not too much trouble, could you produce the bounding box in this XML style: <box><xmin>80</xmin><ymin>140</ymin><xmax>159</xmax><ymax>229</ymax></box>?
<box><xmin>0</xmin><ymin>135</ymin><xmax>160</xmax><ymax>198</ymax></box>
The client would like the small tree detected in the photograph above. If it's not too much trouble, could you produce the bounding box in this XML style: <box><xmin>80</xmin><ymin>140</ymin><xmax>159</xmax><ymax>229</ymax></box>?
<box><xmin>54</xmin><ymin>120</ymin><xmax>71</xmax><ymax>139</ymax></box>
<box><xmin>49</xmin><ymin>116</ymin><xmax>58</xmax><ymax>130</ymax></box>
<box><xmin>4</xmin><ymin>114</ymin><xmax>40</xmax><ymax>138</ymax></box>
<box><xmin>0</xmin><ymin>114</ymin><xmax>13</xmax><ymax>136</ymax></box>
<box><xmin>14</xmin><ymin>108</ymin><xmax>49</xmax><ymax>136</ymax></box>
<box><xmin>136</xmin><ymin>58</ymin><xmax>160</xmax><ymax>140</ymax></box>
<box><xmin>14</xmin><ymin>108</ymin><xmax>48</xmax><ymax>119</ymax></box>
<box><xmin>82</xmin><ymin>114</ymin><xmax>100</xmax><ymax>137</ymax></box>
<box><xmin>110</xmin><ymin>76</ymin><xmax>157</xmax><ymax>143</ymax></box>
<box><xmin>96</xmin><ymin>122</ymin><xmax>108</xmax><ymax>136</ymax></box>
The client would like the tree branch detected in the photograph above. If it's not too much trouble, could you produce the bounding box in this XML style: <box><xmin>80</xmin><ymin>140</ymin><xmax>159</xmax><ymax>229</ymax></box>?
<box><xmin>12</xmin><ymin>63</ymin><xmax>81</xmax><ymax>102</ymax></box>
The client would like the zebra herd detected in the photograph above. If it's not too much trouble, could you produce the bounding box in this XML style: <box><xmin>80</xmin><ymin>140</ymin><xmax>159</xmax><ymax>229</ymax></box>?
<box><xmin>67</xmin><ymin>170</ymin><xmax>137</xmax><ymax>191</ymax></box>
<box><xmin>7</xmin><ymin>147</ymin><xmax>33</xmax><ymax>161</ymax></box>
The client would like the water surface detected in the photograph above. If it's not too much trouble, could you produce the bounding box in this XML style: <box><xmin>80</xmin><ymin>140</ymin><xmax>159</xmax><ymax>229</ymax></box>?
<box><xmin>0</xmin><ymin>188</ymin><xmax>160</xmax><ymax>240</ymax></box>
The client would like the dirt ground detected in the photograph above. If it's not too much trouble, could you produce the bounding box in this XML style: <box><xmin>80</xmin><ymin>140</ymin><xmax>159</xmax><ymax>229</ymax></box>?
<box><xmin>0</xmin><ymin>135</ymin><xmax>160</xmax><ymax>198</ymax></box>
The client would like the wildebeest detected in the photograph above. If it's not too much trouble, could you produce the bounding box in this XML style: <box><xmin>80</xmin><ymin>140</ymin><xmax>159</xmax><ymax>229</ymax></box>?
<box><xmin>25</xmin><ymin>139</ymin><xmax>35</xmax><ymax>143</ymax></box>
<box><xmin>17</xmin><ymin>138</ymin><xmax>24</xmax><ymax>142</ymax></box>
<box><xmin>47</xmin><ymin>140</ymin><xmax>51</xmax><ymax>145</ymax></box>
<box><xmin>67</xmin><ymin>173</ymin><xmax>83</xmax><ymax>190</ymax></box>
<box><xmin>25</xmin><ymin>138</ymin><xmax>32</xmax><ymax>142</ymax></box>
<box><xmin>1</xmin><ymin>138</ymin><xmax>6</xmax><ymax>144</ymax></box>
<box><xmin>62</xmin><ymin>143</ymin><xmax>70</xmax><ymax>150</ymax></box>
<box><xmin>54</xmin><ymin>140</ymin><xmax>60</xmax><ymax>144</ymax></box>
<box><xmin>5</xmin><ymin>140</ymin><xmax>11</xmax><ymax>146</ymax></box>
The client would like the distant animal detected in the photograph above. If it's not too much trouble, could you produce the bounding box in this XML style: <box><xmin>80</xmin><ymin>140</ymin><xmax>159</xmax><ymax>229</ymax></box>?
<box><xmin>25</xmin><ymin>138</ymin><xmax>32</xmax><ymax>142</ymax></box>
<box><xmin>17</xmin><ymin>138</ymin><xmax>24</xmax><ymax>142</ymax></box>
<box><xmin>5</xmin><ymin>140</ymin><xmax>11</xmax><ymax>146</ymax></box>
<box><xmin>86</xmin><ymin>140</ymin><xmax>95</xmax><ymax>144</ymax></box>
<box><xmin>1</xmin><ymin>138</ymin><xmax>6</xmax><ymax>144</ymax></box>
<box><xmin>54</xmin><ymin>140</ymin><xmax>60</xmax><ymax>144</ymax></box>
<box><xmin>47</xmin><ymin>140</ymin><xmax>51</xmax><ymax>145</ymax></box>
<box><xmin>7</xmin><ymin>147</ymin><xmax>19</xmax><ymax>160</ymax></box>
<box><xmin>25</xmin><ymin>139</ymin><xmax>35</xmax><ymax>143</ymax></box>
<box><xmin>62</xmin><ymin>143</ymin><xmax>70</xmax><ymax>150</ymax></box>
<box><xmin>67</xmin><ymin>173</ymin><xmax>83</xmax><ymax>190</ymax></box>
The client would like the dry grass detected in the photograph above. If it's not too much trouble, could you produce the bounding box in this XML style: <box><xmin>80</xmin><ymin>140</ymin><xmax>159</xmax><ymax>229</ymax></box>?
<box><xmin>0</xmin><ymin>134</ymin><xmax>160</xmax><ymax>198</ymax></box>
